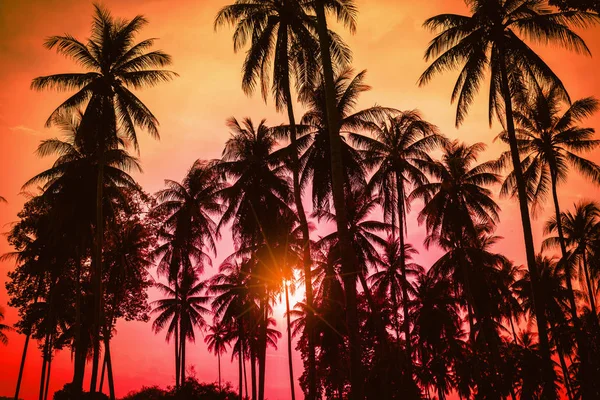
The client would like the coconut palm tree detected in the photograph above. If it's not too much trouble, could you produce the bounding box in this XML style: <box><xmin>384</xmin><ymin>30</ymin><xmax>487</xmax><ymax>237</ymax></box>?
<box><xmin>205</xmin><ymin>322</ymin><xmax>229</xmax><ymax>391</ymax></box>
<box><xmin>419</xmin><ymin>2</ymin><xmax>598</xmax><ymax>394</ymax></box>
<box><xmin>351</xmin><ymin>110</ymin><xmax>444</xmax><ymax>378</ymax></box>
<box><xmin>32</xmin><ymin>5</ymin><xmax>177</xmax><ymax>391</ymax></box>
<box><xmin>216</xmin><ymin>117</ymin><xmax>294</xmax><ymax>400</ymax></box>
<box><xmin>498</xmin><ymin>86</ymin><xmax>600</xmax><ymax>394</ymax></box>
<box><xmin>309</xmin><ymin>0</ymin><xmax>364</xmax><ymax>396</ymax></box>
<box><xmin>151</xmin><ymin>270</ymin><xmax>211</xmax><ymax>387</ymax></box>
<box><xmin>213</xmin><ymin>3</ymin><xmax>339</xmax><ymax>393</ymax></box>
<box><xmin>23</xmin><ymin>109</ymin><xmax>141</xmax><ymax>393</ymax></box>
<box><xmin>0</xmin><ymin>306</ymin><xmax>11</xmax><ymax>345</ymax></box>
<box><xmin>152</xmin><ymin>161</ymin><xmax>222</xmax><ymax>388</ymax></box>
<box><xmin>545</xmin><ymin>202</ymin><xmax>600</xmax><ymax>321</ymax></box>
<box><xmin>369</xmin><ymin>239</ymin><xmax>423</xmax><ymax>343</ymax></box>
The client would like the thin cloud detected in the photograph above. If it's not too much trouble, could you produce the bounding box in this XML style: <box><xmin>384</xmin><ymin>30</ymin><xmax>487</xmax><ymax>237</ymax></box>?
<box><xmin>9</xmin><ymin>125</ymin><xmax>41</xmax><ymax>135</ymax></box>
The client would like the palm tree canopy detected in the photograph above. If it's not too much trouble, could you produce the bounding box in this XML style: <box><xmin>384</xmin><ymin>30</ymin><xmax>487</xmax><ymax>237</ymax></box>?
<box><xmin>419</xmin><ymin>0</ymin><xmax>598</xmax><ymax>126</ymax></box>
<box><xmin>497</xmin><ymin>85</ymin><xmax>600</xmax><ymax>212</ymax></box>
<box><xmin>31</xmin><ymin>4</ymin><xmax>177</xmax><ymax>150</ymax></box>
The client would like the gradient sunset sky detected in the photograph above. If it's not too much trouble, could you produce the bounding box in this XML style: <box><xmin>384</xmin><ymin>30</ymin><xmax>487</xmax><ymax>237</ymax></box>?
<box><xmin>1</xmin><ymin>0</ymin><xmax>600</xmax><ymax>398</ymax></box>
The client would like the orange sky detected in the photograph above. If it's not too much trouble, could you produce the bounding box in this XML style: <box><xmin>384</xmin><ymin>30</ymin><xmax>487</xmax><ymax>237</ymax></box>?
<box><xmin>1</xmin><ymin>0</ymin><xmax>600</xmax><ymax>399</ymax></box>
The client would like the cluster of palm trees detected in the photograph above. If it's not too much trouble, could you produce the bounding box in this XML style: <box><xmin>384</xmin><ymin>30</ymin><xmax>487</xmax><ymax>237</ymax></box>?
<box><xmin>4</xmin><ymin>0</ymin><xmax>600</xmax><ymax>399</ymax></box>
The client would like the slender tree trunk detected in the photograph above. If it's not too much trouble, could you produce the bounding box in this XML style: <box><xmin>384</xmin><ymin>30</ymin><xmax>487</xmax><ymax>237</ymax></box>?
<box><xmin>38</xmin><ymin>332</ymin><xmax>50</xmax><ymax>400</ymax></box>
<box><xmin>281</xmin><ymin>40</ymin><xmax>317</xmax><ymax>400</ymax></box>
<box><xmin>499</xmin><ymin>51</ymin><xmax>556</xmax><ymax>399</ymax></box>
<box><xmin>217</xmin><ymin>351</ymin><xmax>221</xmax><ymax>391</ymax></box>
<box><xmin>396</xmin><ymin>175</ymin><xmax>414</xmax><ymax>380</ymax></box>
<box><xmin>43</xmin><ymin>348</ymin><xmax>52</xmax><ymax>400</ymax></box>
<box><xmin>285</xmin><ymin>284</ymin><xmax>297</xmax><ymax>400</ymax></box>
<box><xmin>103</xmin><ymin>331</ymin><xmax>115</xmax><ymax>400</ymax></box>
<box><xmin>72</xmin><ymin>258</ymin><xmax>85</xmax><ymax>393</ymax></box>
<box><xmin>251</xmin><ymin>341</ymin><xmax>257</xmax><ymax>400</ymax></box>
<box><xmin>90</xmin><ymin>149</ymin><xmax>105</xmax><ymax>393</ymax></box>
<box><xmin>14</xmin><ymin>333</ymin><xmax>30</xmax><ymax>400</ymax></box>
<box><xmin>244</xmin><ymin>349</ymin><xmax>248</xmax><ymax>400</ymax></box>
<box><xmin>582</xmin><ymin>251</ymin><xmax>598</xmax><ymax>321</ymax></box>
<box><xmin>550</xmin><ymin>172</ymin><xmax>593</xmax><ymax>398</ymax></box>
<box><xmin>238</xmin><ymin>347</ymin><xmax>243</xmax><ymax>400</ymax></box>
<box><xmin>99</xmin><ymin>354</ymin><xmax>106</xmax><ymax>393</ymax></box>
<box><xmin>174</xmin><ymin>277</ymin><xmax>180</xmax><ymax>389</ymax></box>
<box><xmin>509</xmin><ymin>317</ymin><xmax>518</xmax><ymax>344</ymax></box>
<box><xmin>258</xmin><ymin>294</ymin><xmax>268</xmax><ymax>400</ymax></box>
<box><xmin>314</xmin><ymin>6</ymin><xmax>364</xmax><ymax>399</ymax></box>
<box><xmin>181</xmin><ymin>332</ymin><xmax>186</xmax><ymax>386</ymax></box>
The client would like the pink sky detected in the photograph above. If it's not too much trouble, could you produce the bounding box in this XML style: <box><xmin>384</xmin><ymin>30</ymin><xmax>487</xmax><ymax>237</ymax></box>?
<box><xmin>1</xmin><ymin>0</ymin><xmax>600</xmax><ymax>398</ymax></box>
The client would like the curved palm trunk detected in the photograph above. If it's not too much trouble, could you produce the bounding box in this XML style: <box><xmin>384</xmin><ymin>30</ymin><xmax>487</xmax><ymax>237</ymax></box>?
<box><xmin>581</xmin><ymin>251</ymin><xmax>599</xmax><ymax>329</ymax></box>
<box><xmin>14</xmin><ymin>333</ymin><xmax>30</xmax><ymax>400</ymax></box>
<box><xmin>550</xmin><ymin>172</ymin><xmax>593</xmax><ymax>398</ymax></box>
<box><xmin>285</xmin><ymin>284</ymin><xmax>296</xmax><ymax>400</ymax></box>
<box><xmin>499</xmin><ymin>51</ymin><xmax>556</xmax><ymax>398</ymax></box>
<box><xmin>314</xmin><ymin>3</ymin><xmax>364</xmax><ymax>399</ymax></box>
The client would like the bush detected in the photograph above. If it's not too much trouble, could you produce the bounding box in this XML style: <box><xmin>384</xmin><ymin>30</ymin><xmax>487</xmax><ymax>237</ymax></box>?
<box><xmin>53</xmin><ymin>383</ymin><xmax>110</xmax><ymax>400</ymax></box>
<box><xmin>122</xmin><ymin>378</ymin><xmax>238</xmax><ymax>400</ymax></box>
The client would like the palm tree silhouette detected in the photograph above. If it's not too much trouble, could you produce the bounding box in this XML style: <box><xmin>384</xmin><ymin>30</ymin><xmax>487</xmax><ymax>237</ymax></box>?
<box><xmin>31</xmin><ymin>5</ymin><xmax>176</xmax><ymax>391</ymax></box>
<box><xmin>352</xmin><ymin>110</ymin><xmax>444</xmax><ymax>380</ymax></box>
<box><xmin>151</xmin><ymin>269</ymin><xmax>211</xmax><ymax>387</ymax></box>
<box><xmin>419</xmin><ymin>2</ymin><xmax>598</xmax><ymax>394</ymax></box>
<box><xmin>205</xmin><ymin>321</ymin><xmax>229</xmax><ymax>391</ymax></box>
<box><xmin>152</xmin><ymin>160</ymin><xmax>222</xmax><ymax>388</ymax></box>
<box><xmin>498</xmin><ymin>85</ymin><xmax>600</xmax><ymax>393</ymax></box>
<box><xmin>0</xmin><ymin>306</ymin><xmax>11</xmax><ymax>345</ymax></box>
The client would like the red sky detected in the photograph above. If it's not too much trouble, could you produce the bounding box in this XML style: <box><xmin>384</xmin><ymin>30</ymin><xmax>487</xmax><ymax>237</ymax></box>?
<box><xmin>1</xmin><ymin>0</ymin><xmax>599</xmax><ymax>399</ymax></box>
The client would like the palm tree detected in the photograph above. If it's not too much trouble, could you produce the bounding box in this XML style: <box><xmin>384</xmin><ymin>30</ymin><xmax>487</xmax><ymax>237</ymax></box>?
<box><xmin>214</xmin><ymin>3</ymin><xmax>332</xmax><ymax>394</ymax></box>
<box><xmin>209</xmin><ymin>260</ymin><xmax>255</xmax><ymax>400</ymax></box>
<box><xmin>151</xmin><ymin>270</ymin><xmax>211</xmax><ymax>387</ymax></box>
<box><xmin>23</xmin><ymin>110</ymin><xmax>141</xmax><ymax>393</ymax></box>
<box><xmin>205</xmin><ymin>322</ymin><xmax>229</xmax><ymax>391</ymax></box>
<box><xmin>216</xmin><ymin>117</ymin><xmax>293</xmax><ymax>400</ymax></box>
<box><xmin>419</xmin><ymin>2</ymin><xmax>598</xmax><ymax>394</ymax></box>
<box><xmin>369</xmin><ymin>239</ymin><xmax>423</xmax><ymax>343</ymax></box>
<box><xmin>32</xmin><ymin>5</ymin><xmax>176</xmax><ymax>391</ymax></box>
<box><xmin>0</xmin><ymin>306</ymin><xmax>11</xmax><ymax>345</ymax></box>
<box><xmin>152</xmin><ymin>160</ymin><xmax>222</xmax><ymax>388</ymax></box>
<box><xmin>308</xmin><ymin>0</ymin><xmax>365</xmax><ymax>396</ymax></box>
<box><xmin>545</xmin><ymin>202</ymin><xmax>600</xmax><ymax>321</ymax></box>
<box><xmin>498</xmin><ymin>86</ymin><xmax>600</xmax><ymax>394</ymax></box>
<box><xmin>410</xmin><ymin>273</ymin><xmax>464</xmax><ymax>400</ymax></box>
<box><xmin>352</xmin><ymin>110</ymin><xmax>444</xmax><ymax>379</ymax></box>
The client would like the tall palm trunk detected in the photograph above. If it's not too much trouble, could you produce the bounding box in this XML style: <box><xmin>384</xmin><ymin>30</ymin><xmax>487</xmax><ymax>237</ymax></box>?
<box><xmin>43</xmin><ymin>348</ymin><xmax>52</xmax><ymax>400</ymax></box>
<box><xmin>314</xmin><ymin>3</ymin><xmax>364</xmax><ymax>398</ymax></box>
<box><xmin>103</xmin><ymin>327</ymin><xmax>116</xmax><ymax>400</ymax></box>
<box><xmin>251</xmin><ymin>343</ymin><xmax>257</xmax><ymax>400</ymax></box>
<box><xmin>282</xmin><ymin>54</ymin><xmax>316</xmax><ymax>400</ymax></box>
<box><xmin>181</xmin><ymin>329</ymin><xmax>187</xmax><ymax>386</ymax></box>
<box><xmin>38</xmin><ymin>332</ymin><xmax>50</xmax><ymax>400</ymax></box>
<box><xmin>72</xmin><ymin>258</ymin><xmax>85</xmax><ymax>393</ymax></box>
<box><xmin>175</xmin><ymin>283</ymin><xmax>180</xmax><ymax>389</ymax></box>
<box><xmin>258</xmin><ymin>294</ymin><xmax>268</xmax><ymax>400</ymax></box>
<box><xmin>285</xmin><ymin>284</ymin><xmax>296</xmax><ymax>400</ymax></box>
<box><xmin>498</xmin><ymin>51</ymin><xmax>556</xmax><ymax>398</ymax></box>
<box><xmin>99</xmin><ymin>354</ymin><xmax>107</xmax><ymax>393</ymax></box>
<box><xmin>581</xmin><ymin>251</ymin><xmax>598</xmax><ymax>322</ymax></box>
<box><xmin>396</xmin><ymin>175</ymin><xmax>414</xmax><ymax>379</ymax></box>
<box><xmin>90</xmin><ymin>147</ymin><xmax>105</xmax><ymax>393</ymax></box>
<box><xmin>238</xmin><ymin>346</ymin><xmax>243</xmax><ymax>400</ymax></box>
<box><xmin>550</xmin><ymin>171</ymin><xmax>593</xmax><ymax>398</ymax></box>
<box><xmin>218</xmin><ymin>351</ymin><xmax>222</xmax><ymax>391</ymax></box>
<box><xmin>14</xmin><ymin>333</ymin><xmax>30</xmax><ymax>400</ymax></box>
